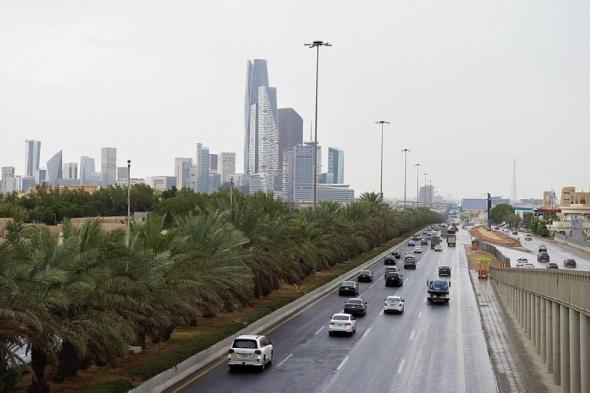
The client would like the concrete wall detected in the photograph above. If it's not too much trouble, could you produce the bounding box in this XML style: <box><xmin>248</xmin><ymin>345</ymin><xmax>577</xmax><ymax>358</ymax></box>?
<box><xmin>491</xmin><ymin>267</ymin><xmax>590</xmax><ymax>393</ymax></box>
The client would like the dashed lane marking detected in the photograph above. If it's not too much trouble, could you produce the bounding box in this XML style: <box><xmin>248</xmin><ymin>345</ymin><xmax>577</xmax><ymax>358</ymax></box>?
<box><xmin>410</xmin><ymin>329</ymin><xmax>416</xmax><ymax>341</ymax></box>
<box><xmin>337</xmin><ymin>356</ymin><xmax>349</xmax><ymax>371</ymax></box>
<box><xmin>314</xmin><ymin>326</ymin><xmax>325</xmax><ymax>335</ymax></box>
<box><xmin>277</xmin><ymin>353</ymin><xmax>293</xmax><ymax>368</ymax></box>
<box><xmin>397</xmin><ymin>359</ymin><xmax>405</xmax><ymax>374</ymax></box>
<box><xmin>361</xmin><ymin>327</ymin><xmax>372</xmax><ymax>339</ymax></box>
<box><xmin>418</xmin><ymin>311</ymin><xmax>423</xmax><ymax>319</ymax></box>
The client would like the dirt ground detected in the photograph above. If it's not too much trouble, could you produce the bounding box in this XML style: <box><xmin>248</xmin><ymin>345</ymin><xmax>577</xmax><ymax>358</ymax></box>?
<box><xmin>471</xmin><ymin>226</ymin><xmax>522</xmax><ymax>248</ymax></box>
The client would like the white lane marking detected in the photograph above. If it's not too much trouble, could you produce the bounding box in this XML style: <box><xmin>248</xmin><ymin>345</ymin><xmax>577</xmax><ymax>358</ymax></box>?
<box><xmin>379</xmin><ymin>310</ymin><xmax>384</xmax><ymax>315</ymax></box>
<box><xmin>418</xmin><ymin>311</ymin><xmax>423</xmax><ymax>319</ymax></box>
<box><xmin>397</xmin><ymin>359</ymin><xmax>405</xmax><ymax>374</ymax></box>
<box><xmin>277</xmin><ymin>353</ymin><xmax>293</xmax><ymax>368</ymax></box>
<box><xmin>369</xmin><ymin>283</ymin><xmax>375</xmax><ymax>288</ymax></box>
<box><xmin>337</xmin><ymin>355</ymin><xmax>349</xmax><ymax>370</ymax></box>
<box><xmin>314</xmin><ymin>326</ymin><xmax>325</xmax><ymax>335</ymax></box>
<box><xmin>361</xmin><ymin>327</ymin><xmax>372</xmax><ymax>339</ymax></box>
<box><xmin>404</xmin><ymin>278</ymin><xmax>408</xmax><ymax>282</ymax></box>
<box><xmin>410</xmin><ymin>329</ymin><xmax>416</xmax><ymax>341</ymax></box>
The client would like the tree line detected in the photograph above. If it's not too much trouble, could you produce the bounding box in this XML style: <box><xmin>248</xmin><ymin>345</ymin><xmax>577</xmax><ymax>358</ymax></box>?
<box><xmin>0</xmin><ymin>189</ymin><xmax>441</xmax><ymax>392</ymax></box>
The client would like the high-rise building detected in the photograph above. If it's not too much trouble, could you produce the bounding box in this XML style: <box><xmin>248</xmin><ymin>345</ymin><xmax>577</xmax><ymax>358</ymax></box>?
<box><xmin>174</xmin><ymin>158</ymin><xmax>193</xmax><ymax>190</ymax></box>
<box><xmin>244</xmin><ymin>59</ymin><xmax>279</xmax><ymax>186</ymax></box>
<box><xmin>79</xmin><ymin>156</ymin><xmax>96</xmax><ymax>184</ymax></box>
<box><xmin>117</xmin><ymin>166</ymin><xmax>129</xmax><ymax>183</ymax></box>
<box><xmin>37</xmin><ymin>169</ymin><xmax>46</xmax><ymax>184</ymax></box>
<box><xmin>101</xmin><ymin>147</ymin><xmax>117</xmax><ymax>185</ymax></box>
<box><xmin>219</xmin><ymin>152</ymin><xmax>236</xmax><ymax>183</ymax></box>
<box><xmin>47</xmin><ymin>151</ymin><xmax>63</xmax><ymax>184</ymax></box>
<box><xmin>25</xmin><ymin>140</ymin><xmax>41</xmax><ymax>183</ymax></box>
<box><xmin>1</xmin><ymin>167</ymin><xmax>16</xmax><ymax>194</ymax></box>
<box><xmin>209</xmin><ymin>154</ymin><xmax>218</xmax><ymax>173</ymax></box>
<box><xmin>208</xmin><ymin>173</ymin><xmax>221</xmax><ymax>193</ymax></box>
<box><xmin>21</xmin><ymin>176</ymin><xmax>35</xmax><ymax>193</ymax></box>
<box><xmin>195</xmin><ymin>143</ymin><xmax>210</xmax><ymax>193</ymax></box>
<box><xmin>328</xmin><ymin>148</ymin><xmax>344</xmax><ymax>184</ymax></box>
<box><xmin>278</xmin><ymin>108</ymin><xmax>303</xmax><ymax>184</ymax></box>
<box><xmin>63</xmin><ymin>163</ymin><xmax>78</xmax><ymax>180</ymax></box>
<box><xmin>543</xmin><ymin>190</ymin><xmax>557</xmax><ymax>209</ymax></box>
<box><xmin>1</xmin><ymin>167</ymin><xmax>15</xmax><ymax>183</ymax></box>
<box><xmin>282</xmin><ymin>142</ymin><xmax>321</xmax><ymax>203</ymax></box>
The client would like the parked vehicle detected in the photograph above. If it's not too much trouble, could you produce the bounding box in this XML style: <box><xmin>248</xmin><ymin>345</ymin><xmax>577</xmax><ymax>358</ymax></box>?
<box><xmin>228</xmin><ymin>335</ymin><xmax>273</xmax><ymax>371</ymax></box>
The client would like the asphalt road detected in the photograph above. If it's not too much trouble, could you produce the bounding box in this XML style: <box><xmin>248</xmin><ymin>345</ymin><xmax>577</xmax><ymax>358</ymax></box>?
<box><xmin>491</xmin><ymin>231</ymin><xmax>590</xmax><ymax>271</ymax></box>
<box><xmin>170</xmin><ymin>230</ymin><xmax>497</xmax><ymax>393</ymax></box>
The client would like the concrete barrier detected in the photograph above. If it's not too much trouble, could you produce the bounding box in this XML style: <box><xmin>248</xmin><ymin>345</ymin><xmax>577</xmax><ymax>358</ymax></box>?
<box><xmin>129</xmin><ymin>229</ymin><xmax>426</xmax><ymax>393</ymax></box>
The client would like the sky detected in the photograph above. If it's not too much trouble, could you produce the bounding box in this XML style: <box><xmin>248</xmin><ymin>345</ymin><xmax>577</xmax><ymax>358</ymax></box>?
<box><xmin>1</xmin><ymin>0</ymin><xmax>589</xmax><ymax>201</ymax></box>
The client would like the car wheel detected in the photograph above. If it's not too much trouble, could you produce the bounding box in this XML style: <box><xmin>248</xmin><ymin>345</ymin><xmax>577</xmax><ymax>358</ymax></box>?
<box><xmin>260</xmin><ymin>357</ymin><xmax>266</xmax><ymax>371</ymax></box>
<box><xmin>229</xmin><ymin>365</ymin><xmax>236</xmax><ymax>372</ymax></box>
<box><xmin>329</xmin><ymin>331</ymin><xmax>333</xmax><ymax>337</ymax></box>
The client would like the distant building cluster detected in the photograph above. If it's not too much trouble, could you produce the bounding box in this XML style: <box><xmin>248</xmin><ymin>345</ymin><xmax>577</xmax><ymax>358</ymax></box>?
<box><xmin>1</xmin><ymin>59</ymin><xmax>353</xmax><ymax>205</ymax></box>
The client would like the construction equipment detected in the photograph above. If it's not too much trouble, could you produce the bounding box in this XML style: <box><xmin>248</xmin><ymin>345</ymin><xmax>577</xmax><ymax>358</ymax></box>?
<box><xmin>478</xmin><ymin>256</ymin><xmax>491</xmax><ymax>279</ymax></box>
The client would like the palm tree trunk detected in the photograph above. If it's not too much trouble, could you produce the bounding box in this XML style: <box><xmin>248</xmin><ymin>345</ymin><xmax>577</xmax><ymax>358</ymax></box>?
<box><xmin>54</xmin><ymin>341</ymin><xmax>80</xmax><ymax>382</ymax></box>
<box><xmin>27</xmin><ymin>347</ymin><xmax>49</xmax><ymax>393</ymax></box>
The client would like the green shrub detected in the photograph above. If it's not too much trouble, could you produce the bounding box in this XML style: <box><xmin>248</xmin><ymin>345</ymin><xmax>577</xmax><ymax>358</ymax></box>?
<box><xmin>82</xmin><ymin>378</ymin><xmax>134</xmax><ymax>393</ymax></box>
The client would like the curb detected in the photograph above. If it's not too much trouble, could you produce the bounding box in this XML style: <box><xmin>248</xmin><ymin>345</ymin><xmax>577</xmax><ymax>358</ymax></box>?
<box><xmin>129</xmin><ymin>228</ymin><xmax>427</xmax><ymax>393</ymax></box>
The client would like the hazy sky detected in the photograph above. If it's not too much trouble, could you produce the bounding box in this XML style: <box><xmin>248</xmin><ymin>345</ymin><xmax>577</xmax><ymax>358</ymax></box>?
<box><xmin>1</xmin><ymin>0</ymin><xmax>589</xmax><ymax>200</ymax></box>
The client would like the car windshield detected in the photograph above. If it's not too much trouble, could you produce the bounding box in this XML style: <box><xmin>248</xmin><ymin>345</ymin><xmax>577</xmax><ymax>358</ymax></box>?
<box><xmin>341</xmin><ymin>281</ymin><xmax>354</xmax><ymax>287</ymax></box>
<box><xmin>346</xmin><ymin>299</ymin><xmax>363</xmax><ymax>305</ymax></box>
<box><xmin>431</xmin><ymin>280</ymin><xmax>447</xmax><ymax>290</ymax></box>
<box><xmin>360</xmin><ymin>270</ymin><xmax>371</xmax><ymax>275</ymax></box>
<box><xmin>232</xmin><ymin>339</ymin><xmax>258</xmax><ymax>349</ymax></box>
<box><xmin>332</xmin><ymin>315</ymin><xmax>349</xmax><ymax>321</ymax></box>
<box><xmin>386</xmin><ymin>298</ymin><xmax>399</xmax><ymax>303</ymax></box>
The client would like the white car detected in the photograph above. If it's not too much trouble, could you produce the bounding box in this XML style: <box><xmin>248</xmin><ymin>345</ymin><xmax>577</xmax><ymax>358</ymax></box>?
<box><xmin>228</xmin><ymin>335</ymin><xmax>273</xmax><ymax>370</ymax></box>
<box><xmin>434</xmin><ymin>244</ymin><xmax>443</xmax><ymax>252</ymax></box>
<box><xmin>383</xmin><ymin>295</ymin><xmax>405</xmax><ymax>314</ymax></box>
<box><xmin>413</xmin><ymin>246</ymin><xmax>422</xmax><ymax>254</ymax></box>
<box><xmin>328</xmin><ymin>313</ymin><xmax>356</xmax><ymax>336</ymax></box>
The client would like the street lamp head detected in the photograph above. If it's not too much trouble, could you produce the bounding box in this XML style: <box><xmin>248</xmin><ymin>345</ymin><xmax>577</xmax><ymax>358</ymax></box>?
<box><xmin>414</xmin><ymin>163</ymin><xmax>422</xmax><ymax>167</ymax></box>
<box><xmin>375</xmin><ymin>120</ymin><xmax>390</xmax><ymax>125</ymax></box>
<box><xmin>127</xmin><ymin>159</ymin><xmax>131</xmax><ymax>165</ymax></box>
<box><xmin>401</xmin><ymin>148</ymin><xmax>411</xmax><ymax>153</ymax></box>
<box><xmin>305</xmin><ymin>41</ymin><xmax>332</xmax><ymax>48</ymax></box>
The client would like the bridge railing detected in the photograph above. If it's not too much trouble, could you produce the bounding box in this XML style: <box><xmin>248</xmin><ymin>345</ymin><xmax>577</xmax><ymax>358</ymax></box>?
<box><xmin>490</xmin><ymin>267</ymin><xmax>590</xmax><ymax>392</ymax></box>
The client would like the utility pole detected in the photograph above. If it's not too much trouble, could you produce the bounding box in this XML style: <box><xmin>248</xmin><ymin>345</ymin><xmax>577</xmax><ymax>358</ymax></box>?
<box><xmin>375</xmin><ymin>121</ymin><xmax>390</xmax><ymax>199</ymax></box>
<box><xmin>401</xmin><ymin>148</ymin><xmax>410</xmax><ymax>208</ymax></box>
<box><xmin>414</xmin><ymin>163</ymin><xmax>422</xmax><ymax>208</ymax></box>
<box><xmin>305</xmin><ymin>40</ymin><xmax>332</xmax><ymax>209</ymax></box>
<box><xmin>229</xmin><ymin>177</ymin><xmax>234</xmax><ymax>210</ymax></box>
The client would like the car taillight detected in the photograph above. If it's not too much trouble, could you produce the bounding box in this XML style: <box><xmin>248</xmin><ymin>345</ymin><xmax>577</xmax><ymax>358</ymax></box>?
<box><xmin>384</xmin><ymin>302</ymin><xmax>388</xmax><ymax>306</ymax></box>
<box><xmin>329</xmin><ymin>321</ymin><xmax>335</xmax><ymax>325</ymax></box>
<box><xmin>254</xmin><ymin>349</ymin><xmax>262</xmax><ymax>355</ymax></box>
<box><xmin>228</xmin><ymin>348</ymin><xmax>234</xmax><ymax>353</ymax></box>
<box><xmin>344</xmin><ymin>322</ymin><xmax>351</xmax><ymax>326</ymax></box>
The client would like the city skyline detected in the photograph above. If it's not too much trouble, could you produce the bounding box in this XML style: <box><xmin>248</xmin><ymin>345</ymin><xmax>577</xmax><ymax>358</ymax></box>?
<box><xmin>1</xmin><ymin>2</ymin><xmax>589</xmax><ymax>199</ymax></box>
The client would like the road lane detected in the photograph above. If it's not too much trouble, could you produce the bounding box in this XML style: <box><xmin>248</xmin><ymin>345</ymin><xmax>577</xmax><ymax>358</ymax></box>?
<box><xmin>172</xmin><ymin>230</ymin><xmax>497</xmax><ymax>393</ymax></box>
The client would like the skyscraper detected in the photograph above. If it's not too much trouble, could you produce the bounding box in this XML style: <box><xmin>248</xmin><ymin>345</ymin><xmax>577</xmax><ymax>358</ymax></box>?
<box><xmin>47</xmin><ymin>151</ymin><xmax>63</xmax><ymax>184</ymax></box>
<box><xmin>278</xmin><ymin>108</ymin><xmax>303</xmax><ymax>187</ymax></box>
<box><xmin>209</xmin><ymin>154</ymin><xmax>218</xmax><ymax>173</ymax></box>
<box><xmin>79</xmin><ymin>156</ymin><xmax>96</xmax><ymax>184</ymax></box>
<box><xmin>282</xmin><ymin>142</ymin><xmax>321</xmax><ymax>203</ymax></box>
<box><xmin>219</xmin><ymin>152</ymin><xmax>236</xmax><ymax>183</ymax></box>
<box><xmin>328</xmin><ymin>148</ymin><xmax>344</xmax><ymax>184</ymax></box>
<box><xmin>174</xmin><ymin>157</ymin><xmax>193</xmax><ymax>190</ymax></box>
<box><xmin>101</xmin><ymin>147</ymin><xmax>117</xmax><ymax>185</ymax></box>
<box><xmin>195</xmin><ymin>143</ymin><xmax>210</xmax><ymax>193</ymax></box>
<box><xmin>25</xmin><ymin>140</ymin><xmax>41</xmax><ymax>183</ymax></box>
<box><xmin>63</xmin><ymin>163</ymin><xmax>78</xmax><ymax>180</ymax></box>
<box><xmin>117</xmin><ymin>167</ymin><xmax>129</xmax><ymax>183</ymax></box>
<box><xmin>244</xmin><ymin>59</ymin><xmax>279</xmax><ymax>186</ymax></box>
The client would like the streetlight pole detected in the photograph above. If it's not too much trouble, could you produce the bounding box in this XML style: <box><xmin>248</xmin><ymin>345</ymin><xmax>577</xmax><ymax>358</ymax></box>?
<box><xmin>414</xmin><ymin>163</ymin><xmax>421</xmax><ymax>208</ymax></box>
<box><xmin>375</xmin><ymin>121</ymin><xmax>390</xmax><ymax>199</ymax></box>
<box><xmin>229</xmin><ymin>177</ymin><xmax>234</xmax><ymax>210</ymax></box>
<box><xmin>126</xmin><ymin>159</ymin><xmax>131</xmax><ymax>248</ymax></box>
<box><xmin>401</xmin><ymin>148</ymin><xmax>410</xmax><ymax>208</ymax></box>
<box><xmin>423</xmin><ymin>172</ymin><xmax>428</xmax><ymax>207</ymax></box>
<box><xmin>305</xmin><ymin>40</ymin><xmax>332</xmax><ymax>209</ymax></box>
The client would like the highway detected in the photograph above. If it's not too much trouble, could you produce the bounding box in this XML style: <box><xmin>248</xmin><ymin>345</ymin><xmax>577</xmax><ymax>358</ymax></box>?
<box><xmin>492</xmin><ymin>231</ymin><xmax>590</xmax><ymax>271</ymax></box>
<box><xmin>170</xmin><ymin>230</ymin><xmax>497</xmax><ymax>393</ymax></box>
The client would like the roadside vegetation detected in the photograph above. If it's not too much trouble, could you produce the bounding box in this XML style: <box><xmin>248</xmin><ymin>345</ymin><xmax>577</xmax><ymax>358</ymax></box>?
<box><xmin>0</xmin><ymin>188</ymin><xmax>440</xmax><ymax>392</ymax></box>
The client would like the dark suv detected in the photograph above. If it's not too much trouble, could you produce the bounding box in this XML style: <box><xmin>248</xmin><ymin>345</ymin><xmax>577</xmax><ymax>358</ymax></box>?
<box><xmin>564</xmin><ymin>259</ymin><xmax>577</xmax><ymax>268</ymax></box>
<box><xmin>537</xmin><ymin>252</ymin><xmax>550</xmax><ymax>263</ymax></box>
<box><xmin>404</xmin><ymin>255</ymin><xmax>417</xmax><ymax>269</ymax></box>
<box><xmin>384</xmin><ymin>255</ymin><xmax>396</xmax><ymax>265</ymax></box>
<box><xmin>343</xmin><ymin>297</ymin><xmax>367</xmax><ymax>316</ymax></box>
<box><xmin>357</xmin><ymin>270</ymin><xmax>373</xmax><ymax>282</ymax></box>
<box><xmin>391</xmin><ymin>251</ymin><xmax>401</xmax><ymax>259</ymax></box>
<box><xmin>339</xmin><ymin>281</ymin><xmax>359</xmax><ymax>296</ymax></box>
<box><xmin>438</xmin><ymin>265</ymin><xmax>451</xmax><ymax>277</ymax></box>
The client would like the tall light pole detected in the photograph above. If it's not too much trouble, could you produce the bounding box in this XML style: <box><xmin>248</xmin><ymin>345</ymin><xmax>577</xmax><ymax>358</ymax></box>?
<box><xmin>375</xmin><ymin>121</ymin><xmax>390</xmax><ymax>199</ymax></box>
<box><xmin>414</xmin><ymin>163</ymin><xmax>422</xmax><ymax>208</ymax></box>
<box><xmin>423</xmin><ymin>172</ymin><xmax>429</xmax><ymax>207</ymax></box>
<box><xmin>126</xmin><ymin>159</ymin><xmax>131</xmax><ymax>247</ymax></box>
<box><xmin>401</xmin><ymin>148</ymin><xmax>410</xmax><ymax>208</ymax></box>
<box><xmin>305</xmin><ymin>40</ymin><xmax>332</xmax><ymax>209</ymax></box>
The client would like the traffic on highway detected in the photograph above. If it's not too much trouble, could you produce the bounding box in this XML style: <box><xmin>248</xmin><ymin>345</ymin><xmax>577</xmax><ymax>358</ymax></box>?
<box><xmin>169</xmin><ymin>227</ymin><xmax>497</xmax><ymax>393</ymax></box>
